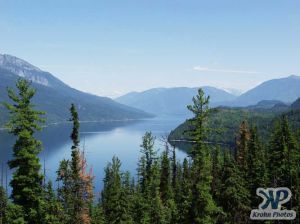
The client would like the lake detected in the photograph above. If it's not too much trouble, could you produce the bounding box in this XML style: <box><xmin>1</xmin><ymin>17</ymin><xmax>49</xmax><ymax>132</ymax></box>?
<box><xmin>0</xmin><ymin>115</ymin><xmax>189</xmax><ymax>194</ymax></box>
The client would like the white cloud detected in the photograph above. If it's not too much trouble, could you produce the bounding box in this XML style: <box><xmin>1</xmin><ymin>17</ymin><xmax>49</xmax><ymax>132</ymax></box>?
<box><xmin>193</xmin><ymin>66</ymin><xmax>262</xmax><ymax>74</ymax></box>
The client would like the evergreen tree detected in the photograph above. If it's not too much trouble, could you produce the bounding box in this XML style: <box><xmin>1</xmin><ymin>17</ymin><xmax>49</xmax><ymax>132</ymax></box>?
<box><xmin>187</xmin><ymin>88</ymin><xmax>220</xmax><ymax>223</ymax></box>
<box><xmin>57</xmin><ymin>104</ymin><xmax>93</xmax><ymax>224</ymax></box>
<box><xmin>171</xmin><ymin>146</ymin><xmax>177</xmax><ymax>191</ymax></box>
<box><xmin>235</xmin><ymin>121</ymin><xmax>250</xmax><ymax>174</ymax></box>
<box><xmin>211</xmin><ymin>146</ymin><xmax>223</xmax><ymax>205</ymax></box>
<box><xmin>119</xmin><ymin>171</ymin><xmax>134</xmax><ymax>223</ymax></box>
<box><xmin>90</xmin><ymin>204</ymin><xmax>105</xmax><ymax>224</ymax></box>
<box><xmin>269</xmin><ymin>116</ymin><xmax>300</xmax><ymax>218</ymax></box>
<box><xmin>78</xmin><ymin>150</ymin><xmax>94</xmax><ymax>224</ymax></box>
<box><xmin>220</xmin><ymin>151</ymin><xmax>250</xmax><ymax>224</ymax></box>
<box><xmin>148</xmin><ymin>160</ymin><xmax>167</xmax><ymax>224</ymax></box>
<box><xmin>187</xmin><ymin>88</ymin><xmax>211</xmax><ymax>159</ymax></box>
<box><xmin>131</xmin><ymin>185</ymin><xmax>150</xmax><ymax>224</ymax></box>
<box><xmin>57</xmin><ymin>159</ymin><xmax>72</xmax><ymax>222</ymax></box>
<box><xmin>177</xmin><ymin>158</ymin><xmax>192</xmax><ymax>224</ymax></box>
<box><xmin>4</xmin><ymin>79</ymin><xmax>45</xmax><ymax>223</ymax></box>
<box><xmin>102</xmin><ymin>156</ymin><xmax>132</xmax><ymax>224</ymax></box>
<box><xmin>69</xmin><ymin>103</ymin><xmax>83</xmax><ymax>223</ymax></box>
<box><xmin>160</xmin><ymin>148</ymin><xmax>172</xmax><ymax>204</ymax></box>
<box><xmin>41</xmin><ymin>181</ymin><xmax>64</xmax><ymax>224</ymax></box>
<box><xmin>5</xmin><ymin>203</ymin><xmax>26</xmax><ymax>224</ymax></box>
<box><xmin>247</xmin><ymin>127</ymin><xmax>267</xmax><ymax>207</ymax></box>
<box><xmin>137</xmin><ymin>132</ymin><xmax>157</xmax><ymax>195</ymax></box>
<box><xmin>0</xmin><ymin>186</ymin><xmax>7</xmax><ymax>224</ymax></box>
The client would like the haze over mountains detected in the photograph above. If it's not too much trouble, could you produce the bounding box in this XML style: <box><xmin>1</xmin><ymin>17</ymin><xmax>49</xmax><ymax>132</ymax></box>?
<box><xmin>0</xmin><ymin>54</ymin><xmax>152</xmax><ymax>127</ymax></box>
<box><xmin>117</xmin><ymin>75</ymin><xmax>300</xmax><ymax>115</ymax></box>
<box><xmin>229</xmin><ymin>75</ymin><xmax>300</xmax><ymax>106</ymax></box>
<box><xmin>1</xmin><ymin>54</ymin><xmax>300</xmax><ymax>123</ymax></box>
<box><xmin>116</xmin><ymin>87</ymin><xmax>236</xmax><ymax>115</ymax></box>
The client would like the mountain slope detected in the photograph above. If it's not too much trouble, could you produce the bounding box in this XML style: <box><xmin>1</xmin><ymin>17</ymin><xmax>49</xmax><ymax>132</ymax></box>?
<box><xmin>0</xmin><ymin>54</ymin><xmax>152</xmax><ymax>127</ymax></box>
<box><xmin>116</xmin><ymin>87</ymin><xmax>236</xmax><ymax>115</ymax></box>
<box><xmin>230</xmin><ymin>75</ymin><xmax>300</xmax><ymax>106</ymax></box>
<box><xmin>168</xmin><ymin>97</ymin><xmax>300</xmax><ymax>151</ymax></box>
<box><xmin>291</xmin><ymin>97</ymin><xmax>300</xmax><ymax>110</ymax></box>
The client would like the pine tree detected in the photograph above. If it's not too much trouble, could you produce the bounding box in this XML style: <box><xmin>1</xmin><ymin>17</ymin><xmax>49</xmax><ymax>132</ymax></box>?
<box><xmin>41</xmin><ymin>181</ymin><xmax>64</xmax><ymax>224</ymax></box>
<box><xmin>57</xmin><ymin>159</ymin><xmax>72</xmax><ymax>222</ymax></box>
<box><xmin>236</xmin><ymin>121</ymin><xmax>250</xmax><ymax>174</ymax></box>
<box><xmin>137</xmin><ymin>132</ymin><xmax>157</xmax><ymax>195</ymax></box>
<box><xmin>131</xmin><ymin>185</ymin><xmax>150</xmax><ymax>224</ymax></box>
<box><xmin>211</xmin><ymin>146</ymin><xmax>223</xmax><ymax>205</ymax></box>
<box><xmin>160</xmin><ymin>148</ymin><xmax>172</xmax><ymax>204</ymax></box>
<box><xmin>0</xmin><ymin>186</ymin><xmax>7</xmax><ymax>224</ymax></box>
<box><xmin>4</xmin><ymin>79</ymin><xmax>45</xmax><ymax>223</ymax></box>
<box><xmin>220</xmin><ymin>151</ymin><xmax>250</xmax><ymax>224</ymax></box>
<box><xmin>78</xmin><ymin>150</ymin><xmax>94</xmax><ymax>224</ymax></box>
<box><xmin>5</xmin><ymin>203</ymin><xmax>26</xmax><ymax>224</ymax></box>
<box><xmin>90</xmin><ymin>204</ymin><xmax>105</xmax><ymax>224</ymax></box>
<box><xmin>177</xmin><ymin>158</ymin><xmax>192</xmax><ymax>224</ymax></box>
<box><xmin>187</xmin><ymin>88</ymin><xmax>220</xmax><ymax>223</ymax></box>
<box><xmin>102</xmin><ymin>156</ymin><xmax>132</xmax><ymax>224</ymax></box>
<box><xmin>187</xmin><ymin>89</ymin><xmax>211</xmax><ymax>159</ymax></box>
<box><xmin>69</xmin><ymin>103</ymin><xmax>83</xmax><ymax>223</ymax></box>
<box><xmin>148</xmin><ymin>160</ymin><xmax>167</xmax><ymax>224</ymax></box>
<box><xmin>119</xmin><ymin>171</ymin><xmax>134</xmax><ymax>223</ymax></box>
<box><xmin>269</xmin><ymin>116</ymin><xmax>300</xmax><ymax>218</ymax></box>
<box><xmin>57</xmin><ymin>104</ymin><xmax>93</xmax><ymax>224</ymax></box>
<box><xmin>171</xmin><ymin>145</ymin><xmax>177</xmax><ymax>191</ymax></box>
<box><xmin>247</xmin><ymin>127</ymin><xmax>267</xmax><ymax>207</ymax></box>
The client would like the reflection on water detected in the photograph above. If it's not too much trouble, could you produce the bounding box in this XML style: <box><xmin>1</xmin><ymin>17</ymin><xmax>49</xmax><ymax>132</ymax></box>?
<box><xmin>0</xmin><ymin>116</ymin><xmax>188</xmax><ymax>193</ymax></box>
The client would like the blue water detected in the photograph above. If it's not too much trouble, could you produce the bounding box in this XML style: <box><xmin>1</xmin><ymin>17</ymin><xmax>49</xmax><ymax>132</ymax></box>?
<box><xmin>0</xmin><ymin>115</ymin><xmax>188</xmax><ymax>193</ymax></box>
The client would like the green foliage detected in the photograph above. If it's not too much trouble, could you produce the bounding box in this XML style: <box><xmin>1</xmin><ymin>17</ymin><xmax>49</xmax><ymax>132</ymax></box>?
<box><xmin>211</xmin><ymin>147</ymin><xmax>223</xmax><ymax>205</ymax></box>
<box><xmin>235</xmin><ymin>121</ymin><xmax>250</xmax><ymax>172</ymax></box>
<box><xmin>160</xmin><ymin>149</ymin><xmax>172</xmax><ymax>204</ymax></box>
<box><xmin>5</xmin><ymin>203</ymin><xmax>26</xmax><ymax>224</ymax></box>
<box><xmin>187</xmin><ymin>88</ymin><xmax>220</xmax><ymax>223</ymax></box>
<box><xmin>0</xmin><ymin>186</ymin><xmax>7</xmax><ymax>224</ymax></box>
<box><xmin>2</xmin><ymin>81</ymin><xmax>300</xmax><ymax>224</ymax></box>
<box><xmin>101</xmin><ymin>156</ymin><xmax>134</xmax><ymax>223</ymax></box>
<box><xmin>169</xmin><ymin>107</ymin><xmax>281</xmax><ymax>148</ymax></box>
<box><xmin>90</xmin><ymin>205</ymin><xmax>105</xmax><ymax>224</ymax></box>
<box><xmin>57</xmin><ymin>104</ymin><xmax>94</xmax><ymax>224</ymax></box>
<box><xmin>138</xmin><ymin>132</ymin><xmax>157</xmax><ymax>195</ymax></box>
<box><xmin>268</xmin><ymin>115</ymin><xmax>300</xmax><ymax>221</ymax></box>
<box><xmin>219</xmin><ymin>151</ymin><xmax>250</xmax><ymax>224</ymax></box>
<box><xmin>4</xmin><ymin>79</ymin><xmax>45</xmax><ymax>223</ymax></box>
<box><xmin>40</xmin><ymin>181</ymin><xmax>65</xmax><ymax>224</ymax></box>
<box><xmin>247</xmin><ymin>126</ymin><xmax>268</xmax><ymax>207</ymax></box>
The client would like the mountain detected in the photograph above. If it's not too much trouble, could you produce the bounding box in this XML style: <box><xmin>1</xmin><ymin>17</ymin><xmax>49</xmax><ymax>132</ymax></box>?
<box><xmin>291</xmin><ymin>97</ymin><xmax>300</xmax><ymax>110</ymax></box>
<box><xmin>115</xmin><ymin>87</ymin><xmax>236</xmax><ymax>115</ymax></box>
<box><xmin>230</xmin><ymin>75</ymin><xmax>300</xmax><ymax>106</ymax></box>
<box><xmin>0</xmin><ymin>54</ymin><xmax>152</xmax><ymax>127</ymax></box>
<box><xmin>245</xmin><ymin>100</ymin><xmax>289</xmax><ymax>110</ymax></box>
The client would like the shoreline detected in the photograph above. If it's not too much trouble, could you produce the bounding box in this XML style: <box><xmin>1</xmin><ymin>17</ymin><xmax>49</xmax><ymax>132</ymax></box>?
<box><xmin>0</xmin><ymin>117</ymin><xmax>156</xmax><ymax>132</ymax></box>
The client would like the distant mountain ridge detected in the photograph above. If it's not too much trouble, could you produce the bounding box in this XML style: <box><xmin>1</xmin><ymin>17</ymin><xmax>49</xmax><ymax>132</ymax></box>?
<box><xmin>116</xmin><ymin>87</ymin><xmax>237</xmax><ymax>115</ymax></box>
<box><xmin>116</xmin><ymin>75</ymin><xmax>300</xmax><ymax>115</ymax></box>
<box><xmin>229</xmin><ymin>75</ymin><xmax>300</xmax><ymax>106</ymax></box>
<box><xmin>0</xmin><ymin>54</ymin><xmax>152</xmax><ymax>127</ymax></box>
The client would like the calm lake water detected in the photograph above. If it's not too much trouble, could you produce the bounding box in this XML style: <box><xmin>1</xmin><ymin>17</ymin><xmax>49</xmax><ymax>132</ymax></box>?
<box><xmin>0</xmin><ymin>115</ymin><xmax>189</xmax><ymax>194</ymax></box>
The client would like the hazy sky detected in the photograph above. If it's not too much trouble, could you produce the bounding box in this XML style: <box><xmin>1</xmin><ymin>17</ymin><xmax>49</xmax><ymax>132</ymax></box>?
<box><xmin>0</xmin><ymin>0</ymin><xmax>300</xmax><ymax>97</ymax></box>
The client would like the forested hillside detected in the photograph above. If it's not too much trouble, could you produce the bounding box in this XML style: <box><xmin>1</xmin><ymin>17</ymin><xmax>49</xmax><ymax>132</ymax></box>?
<box><xmin>169</xmin><ymin>99</ymin><xmax>300</xmax><ymax>150</ymax></box>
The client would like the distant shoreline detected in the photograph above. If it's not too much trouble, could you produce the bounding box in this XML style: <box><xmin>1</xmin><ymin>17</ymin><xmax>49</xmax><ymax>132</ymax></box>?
<box><xmin>0</xmin><ymin>117</ymin><xmax>155</xmax><ymax>132</ymax></box>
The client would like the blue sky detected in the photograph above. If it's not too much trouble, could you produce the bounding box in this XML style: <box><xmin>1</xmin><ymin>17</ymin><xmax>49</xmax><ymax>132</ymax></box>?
<box><xmin>0</xmin><ymin>0</ymin><xmax>300</xmax><ymax>97</ymax></box>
